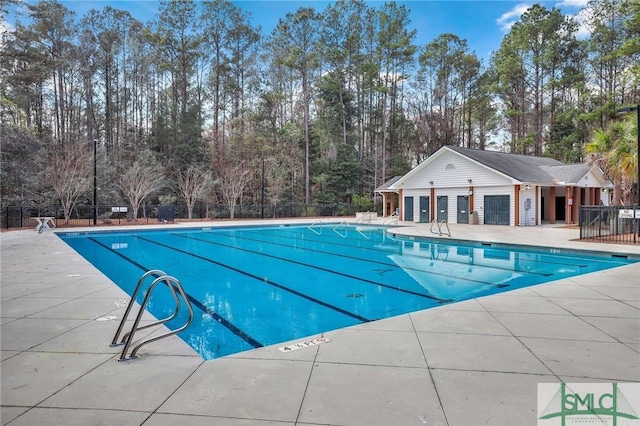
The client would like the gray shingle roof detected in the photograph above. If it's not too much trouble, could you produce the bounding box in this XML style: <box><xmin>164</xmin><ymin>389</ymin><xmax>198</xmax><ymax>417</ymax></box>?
<box><xmin>447</xmin><ymin>146</ymin><xmax>565</xmax><ymax>184</ymax></box>
<box><xmin>539</xmin><ymin>164</ymin><xmax>590</xmax><ymax>184</ymax></box>
<box><xmin>376</xmin><ymin>175</ymin><xmax>403</xmax><ymax>191</ymax></box>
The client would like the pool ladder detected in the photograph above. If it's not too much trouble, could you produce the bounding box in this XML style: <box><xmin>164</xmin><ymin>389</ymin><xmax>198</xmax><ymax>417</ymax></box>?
<box><xmin>110</xmin><ymin>270</ymin><xmax>194</xmax><ymax>361</ymax></box>
<box><xmin>430</xmin><ymin>219</ymin><xmax>451</xmax><ymax>237</ymax></box>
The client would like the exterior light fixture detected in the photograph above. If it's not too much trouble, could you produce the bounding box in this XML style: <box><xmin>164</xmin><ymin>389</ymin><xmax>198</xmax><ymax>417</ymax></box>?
<box><xmin>525</xmin><ymin>184</ymin><xmax>531</xmax><ymax>190</ymax></box>
<box><xmin>467</xmin><ymin>179</ymin><xmax>472</xmax><ymax>184</ymax></box>
<box><xmin>429</xmin><ymin>181</ymin><xmax>433</xmax><ymax>186</ymax></box>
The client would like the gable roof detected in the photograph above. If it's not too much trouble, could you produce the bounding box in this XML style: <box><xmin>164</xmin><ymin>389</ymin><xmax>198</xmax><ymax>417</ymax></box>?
<box><xmin>391</xmin><ymin>146</ymin><xmax>611</xmax><ymax>189</ymax></box>
<box><xmin>539</xmin><ymin>164</ymin><xmax>591</xmax><ymax>184</ymax></box>
<box><xmin>446</xmin><ymin>146</ymin><xmax>564</xmax><ymax>184</ymax></box>
<box><xmin>375</xmin><ymin>175</ymin><xmax>403</xmax><ymax>192</ymax></box>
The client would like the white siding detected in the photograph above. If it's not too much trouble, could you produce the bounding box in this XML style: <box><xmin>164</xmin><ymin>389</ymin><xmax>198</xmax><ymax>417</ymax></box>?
<box><xmin>577</xmin><ymin>168</ymin><xmax>607</xmax><ymax>188</ymax></box>
<box><xmin>398</xmin><ymin>150</ymin><xmax>512</xmax><ymax>190</ymax></box>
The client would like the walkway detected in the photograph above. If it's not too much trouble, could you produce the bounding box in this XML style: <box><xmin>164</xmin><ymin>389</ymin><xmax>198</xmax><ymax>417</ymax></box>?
<box><xmin>1</xmin><ymin>221</ymin><xmax>639</xmax><ymax>425</ymax></box>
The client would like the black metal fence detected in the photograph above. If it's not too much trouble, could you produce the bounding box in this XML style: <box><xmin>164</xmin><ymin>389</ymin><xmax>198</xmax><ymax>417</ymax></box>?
<box><xmin>2</xmin><ymin>202</ymin><xmax>373</xmax><ymax>230</ymax></box>
<box><xmin>579</xmin><ymin>205</ymin><xmax>640</xmax><ymax>244</ymax></box>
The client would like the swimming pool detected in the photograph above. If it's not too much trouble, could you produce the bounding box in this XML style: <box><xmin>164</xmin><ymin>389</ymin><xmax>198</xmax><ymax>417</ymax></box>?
<box><xmin>59</xmin><ymin>224</ymin><xmax>637</xmax><ymax>360</ymax></box>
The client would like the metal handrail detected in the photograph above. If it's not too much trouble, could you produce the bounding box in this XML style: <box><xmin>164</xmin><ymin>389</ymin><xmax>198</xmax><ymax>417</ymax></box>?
<box><xmin>440</xmin><ymin>221</ymin><xmax>451</xmax><ymax>237</ymax></box>
<box><xmin>110</xmin><ymin>269</ymin><xmax>165</xmax><ymax>346</ymax></box>
<box><xmin>355</xmin><ymin>212</ymin><xmax>373</xmax><ymax>224</ymax></box>
<box><xmin>111</xmin><ymin>270</ymin><xmax>194</xmax><ymax>361</ymax></box>
<box><xmin>382</xmin><ymin>211</ymin><xmax>398</xmax><ymax>225</ymax></box>
<box><xmin>307</xmin><ymin>220</ymin><xmax>323</xmax><ymax>235</ymax></box>
<box><xmin>430</xmin><ymin>219</ymin><xmax>451</xmax><ymax>237</ymax></box>
<box><xmin>355</xmin><ymin>226</ymin><xmax>371</xmax><ymax>239</ymax></box>
<box><xmin>333</xmin><ymin>221</ymin><xmax>348</xmax><ymax>238</ymax></box>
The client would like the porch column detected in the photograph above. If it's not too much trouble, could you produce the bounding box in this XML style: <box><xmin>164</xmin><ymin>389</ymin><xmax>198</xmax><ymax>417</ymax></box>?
<box><xmin>381</xmin><ymin>193</ymin><xmax>388</xmax><ymax>217</ymax></box>
<box><xmin>390</xmin><ymin>193</ymin><xmax>396</xmax><ymax>216</ymax></box>
<box><xmin>549</xmin><ymin>187</ymin><xmax>556</xmax><ymax>224</ymax></box>
<box><xmin>430</xmin><ymin>187</ymin><xmax>435</xmax><ymax>221</ymax></box>
<box><xmin>514</xmin><ymin>185</ymin><xmax>520</xmax><ymax>226</ymax></box>
<box><xmin>398</xmin><ymin>189</ymin><xmax>403</xmax><ymax>219</ymax></box>
<box><xmin>566</xmin><ymin>187</ymin><xmax>572</xmax><ymax>224</ymax></box>
<box><xmin>469</xmin><ymin>186</ymin><xmax>474</xmax><ymax>215</ymax></box>
<box><xmin>573</xmin><ymin>187</ymin><xmax>581</xmax><ymax>223</ymax></box>
<box><xmin>535</xmin><ymin>186</ymin><xmax>539</xmax><ymax>225</ymax></box>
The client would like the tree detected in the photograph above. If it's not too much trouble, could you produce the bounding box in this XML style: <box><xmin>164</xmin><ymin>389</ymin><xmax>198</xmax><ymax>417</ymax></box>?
<box><xmin>201</xmin><ymin>0</ymin><xmax>235</xmax><ymax>147</ymax></box>
<box><xmin>376</xmin><ymin>2</ymin><xmax>416</xmax><ymax>182</ymax></box>
<box><xmin>116</xmin><ymin>150</ymin><xmax>165</xmax><ymax>220</ymax></box>
<box><xmin>0</xmin><ymin>125</ymin><xmax>43</xmax><ymax>206</ymax></box>
<box><xmin>272</xmin><ymin>7</ymin><xmax>322</xmax><ymax>204</ymax></box>
<box><xmin>586</xmin><ymin>116</ymin><xmax>637</xmax><ymax>204</ymax></box>
<box><xmin>176</xmin><ymin>165</ymin><xmax>214</xmax><ymax>219</ymax></box>
<box><xmin>3</xmin><ymin>0</ymin><xmax>638</xmax><ymax>219</ymax></box>
<box><xmin>217</xmin><ymin>162</ymin><xmax>251</xmax><ymax>219</ymax></box>
<box><xmin>415</xmin><ymin>34</ymin><xmax>480</xmax><ymax>154</ymax></box>
<box><xmin>545</xmin><ymin>109</ymin><xmax>584</xmax><ymax>162</ymax></box>
<box><xmin>619</xmin><ymin>0</ymin><xmax>640</xmax><ymax>81</ymax></box>
<box><xmin>154</xmin><ymin>0</ymin><xmax>204</xmax><ymax>163</ymax></box>
<box><xmin>491</xmin><ymin>4</ymin><xmax>581</xmax><ymax>154</ymax></box>
<box><xmin>25</xmin><ymin>0</ymin><xmax>77</xmax><ymax>144</ymax></box>
<box><xmin>586</xmin><ymin>0</ymin><xmax>635</xmax><ymax>126</ymax></box>
<box><xmin>320</xmin><ymin>0</ymin><xmax>366</xmax><ymax>147</ymax></box>
<box><xmin>45</xmin><ymin>142</ymin><xmax>91</xmax><ymax>223</ymax></box>
<box><xmin>264</xmin><ymin>155</ymin><xmax>290</xmax><ymax>217</ymax></box>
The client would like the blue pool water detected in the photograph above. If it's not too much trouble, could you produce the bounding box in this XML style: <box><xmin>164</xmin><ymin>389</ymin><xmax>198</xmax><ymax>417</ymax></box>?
<box><xmin>58</xmin><ymin>224</ymin><xmax>637</xmax><ymax>360</ymax></box>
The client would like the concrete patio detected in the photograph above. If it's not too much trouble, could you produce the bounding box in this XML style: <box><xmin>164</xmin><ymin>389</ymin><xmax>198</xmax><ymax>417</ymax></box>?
<box><xmin>1</xmin><ymin>221</ymin><xmax>639</xmax><ymax>425</ymax></box>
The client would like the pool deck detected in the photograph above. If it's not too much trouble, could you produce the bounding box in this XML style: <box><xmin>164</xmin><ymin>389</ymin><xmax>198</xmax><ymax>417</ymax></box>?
<box><xmin>1</xmin><ymin>220</ymin><xmax>639</xmax><ymax>425</ymax></box>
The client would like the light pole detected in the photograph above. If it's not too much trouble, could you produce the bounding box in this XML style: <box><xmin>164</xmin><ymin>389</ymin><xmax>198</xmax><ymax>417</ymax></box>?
<box><xmin>93</xmin><ymin>139</ymin><xmax>98</xmax><ymax>225</ymax></box>
<box><xmin>615</xmin><ymin>104</ymin><xmax>640</xmax><ymax>206</ymax></box>
<box><xmin>261</xmin><ymin>159</ymin><xmax>265</xmax><ymax>220</ymax></box>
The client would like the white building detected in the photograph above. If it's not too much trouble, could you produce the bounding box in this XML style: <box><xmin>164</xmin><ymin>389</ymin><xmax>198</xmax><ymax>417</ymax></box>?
<box><xmin>376</xmin><ymin>146</ymin><xmax>612</xmax><ymax>226</ymax></box>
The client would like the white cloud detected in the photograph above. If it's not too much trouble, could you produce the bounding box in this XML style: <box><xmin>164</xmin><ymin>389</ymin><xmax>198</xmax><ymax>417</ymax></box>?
<box><xmin>497</xmin><ymin>3</ymin><xmax>532</xmax><ymax>32</ymax></box>
<box><xmin>0</xmin><ymin>17</ymin><xmax>15</xmax><ymax>49</ymax></box>
<box><xmin>496</xmin><ymin>1</ymin><xmax>592</xmax><ymax>39</ymax></box>
<box><xmin>1</xmin><ymin>16</ymin><xmax>14</xmax><ymax>34</ymax></box>
<box><xmin>572</xmin><ymin>7</ymin><xmax>593</xmax><ymax>39</ymax></box>
<box><xmin>555</xmin><ymin>0</ymin><xmax>590</xmax><ymax>7</ymax></box>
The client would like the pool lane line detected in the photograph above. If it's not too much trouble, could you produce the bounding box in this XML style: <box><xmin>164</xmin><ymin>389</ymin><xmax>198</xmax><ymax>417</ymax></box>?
<box><xmin>135</xmin><ymin>236</ymin><xmax>375</xmax><ymax>322</ymax></box>
<box><xmin>86</xmin><ymin>237</ymin><xmax>264</xmax><ymax>349</ymax></box>
<box><xmin>168</xmin><ymin>233</ymin><xmax>456</xmax><ymax>301</ymax></box>
<box><xmin>185</xmin><ymin>231</ymin><xmax>526</xmax><ymax>289</ymax></box>
<box><xmin>241</xmin><ymin>227</ymin><xmax>589</xmax><ymax>271</ymax></box>
<box><xmin>216</xmin><ymin>228</ymin><xmax>559</xmax><ymax>278</ymax></box>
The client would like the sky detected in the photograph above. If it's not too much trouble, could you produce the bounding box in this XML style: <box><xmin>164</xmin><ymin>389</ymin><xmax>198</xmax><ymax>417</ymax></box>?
<box><xmin>4</xmin><ymin>0</ymin><xmax>590</xmax><ymax>65</ymax></box>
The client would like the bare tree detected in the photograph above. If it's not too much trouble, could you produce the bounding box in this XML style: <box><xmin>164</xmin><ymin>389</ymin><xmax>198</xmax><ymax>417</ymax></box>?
<box><xmin>176</xmin><ymin>165</ymin><xmax>214</xmax><ymax>219</ymax></box>
<box><xmin>265</xmin><ymin>155</ymin><xmax>289</xmax><ymax>218</ymax></box>
<box><xmin>45</xmin><ymin>143</ymin><xmax>92</xmax><ymax>223</ymax></box>
<box><xmin>116</xmin><ymin>154</ymin><xmax>165</xmax><ymax>220</ymax></box>
<box><xmin>218</xmin><ymin>162</ymin><xmax>251</xmax><ymax>219</ymax></box>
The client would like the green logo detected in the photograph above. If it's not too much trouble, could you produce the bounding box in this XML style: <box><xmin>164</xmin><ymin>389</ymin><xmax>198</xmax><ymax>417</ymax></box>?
<box><xmin>539</xmin><ymin>383</ymin><xmax>639</xmax><ymax>426</ymax></box>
